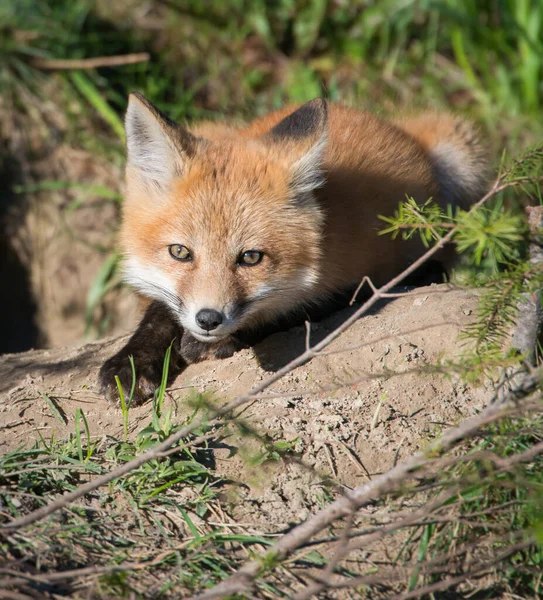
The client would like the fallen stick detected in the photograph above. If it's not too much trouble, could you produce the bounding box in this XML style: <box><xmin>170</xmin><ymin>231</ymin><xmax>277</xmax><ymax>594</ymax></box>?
<box><xmin>31</xmin><ymin>53</ymin><xmax>150</xmax><ymax>70</ymax></box>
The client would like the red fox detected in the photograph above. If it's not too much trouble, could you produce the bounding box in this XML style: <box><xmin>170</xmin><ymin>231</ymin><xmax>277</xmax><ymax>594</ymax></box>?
<box><xmin>99</xmin><ymin>94</ymin><xmax>488</xmax><ymax>404</ymax></box>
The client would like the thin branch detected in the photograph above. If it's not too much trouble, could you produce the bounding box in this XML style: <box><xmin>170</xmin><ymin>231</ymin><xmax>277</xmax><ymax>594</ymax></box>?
<box><xmin>311</xmin><ymin>533</ymin><xmax>528</xmax><ymax>593</ymax></box>
<box><xmin>304</xmin><ymin>320</ymin><xmax>312</xmax><ymax>353</ymax></box>
<box><xmin>299</xmin><ymin>498</ymin><xmax>527</xmax><ymax>549</ymax></box>
<box><xmin>31</xmin><ymin>53</ymin><xmax>150</xmax><ymax>70</ymax></box>
<box><xmin>293</xmin><ymin>512</ymin><xmax>354</xmax><ymax>600</ymax></box>
<box><xmin>350</xmin><ymin>275</ymin><xmax>376</xmax><ymax>304</ymax></box>
<box><xmin>391</xmin><ymin>222</ymin><xmax>455</xmax><ymax>230</ymax></box>
<box><xmin>386</xmin><ymin>539</ymin><xmax>533</xmax><ymax>600</ymax></box>
<box><xmin>0</xmin><ymin>418</ymin><xmax>34</xmax><ymax>431</ymax></box>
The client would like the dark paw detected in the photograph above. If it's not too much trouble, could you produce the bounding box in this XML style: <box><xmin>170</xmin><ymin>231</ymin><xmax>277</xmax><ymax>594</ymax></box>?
<box><xmin>98</xmin><ymin>351</ymin><xmax>166</xmax><ymax>407</ymax></box>
<box><xmin>212</xmin><ymin>338</ymin><xmax>245</xmax><ymax>359</ymax></box>
<box><xmin>179</xmin><ymin>333</ymin><xmax>211</xmax><ymax>363</ymax></box>
<box><xmin>179</xmin><ymin>332</ymin><xmax>243</xmax><ymax>363</ymax></box>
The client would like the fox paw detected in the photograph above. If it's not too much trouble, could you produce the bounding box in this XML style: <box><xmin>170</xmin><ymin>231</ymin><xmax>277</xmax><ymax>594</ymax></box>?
<box><xmin>98</xmin><ymin>351</ymin><xmax>165</xmax><ymax>407</ymax></box>
<box><xmin>180</xmin><ymin>333</ymin><xmax>244</xmax><ymax>363</ymax></box>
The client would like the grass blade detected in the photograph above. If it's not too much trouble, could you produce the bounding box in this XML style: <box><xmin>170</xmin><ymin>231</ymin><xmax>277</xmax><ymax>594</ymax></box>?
<box><xmin>75</xmin><ymin>407</ymin><xmax>84</xmax><ymax>462</ymax></box>
<box><xmin>85</xmin><ymin>252</ymin><xmax>119</xmax><ymax>335</ymax></box>
<box><xmin>155</xmin><ymin>342</ymin><xmax>173</xmax><ymax>419</ymax></box>
<box><xmin>70</xmin><ymin>71</ymin><xmax>125</xmax><ymax>142</ymax></box>
<box><xmin>116</xmin><ymin>375</ymin><xmax>129</xmax><ymax>443</ymax></box>
<box><xmin>41</xmin><ymin>393</ymin><xmax>67</xmax><ymax>426</ymax></box>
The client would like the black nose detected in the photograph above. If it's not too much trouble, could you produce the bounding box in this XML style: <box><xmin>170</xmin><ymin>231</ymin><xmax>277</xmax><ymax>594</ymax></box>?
<box><xmin>196</xmin><ymin>308</ymin><xmax>224</xmax><ymax>331</ymax></box>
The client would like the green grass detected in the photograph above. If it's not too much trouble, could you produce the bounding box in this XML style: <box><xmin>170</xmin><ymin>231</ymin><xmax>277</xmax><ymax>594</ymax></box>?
<box><xmin>2</xmin><ymin>349</ymin><xmax>542</xmax><ymax>597</ymax></box>
<box><xmin>1</xmin><ymin>349</ymin><xmax>317</xmax><ymax>597</ymax></box>
<box><xmin>0</xmin><ymin>433</ymin><xmax>269</xmax><ymax>596</ymax></box>
<box><xmin>413</xmin><ymin>413</ymin><xmax>543</xmax><ymax>597</ymax></box>
<box><xmin>0</xmin><ymin>357</ymin><xmax>276</xmax><ymax>597</ymax></box>
<box><xmin>2</xmin><ymin>1</ymin><xmax>543</xmax><ymax>133</ymax></box>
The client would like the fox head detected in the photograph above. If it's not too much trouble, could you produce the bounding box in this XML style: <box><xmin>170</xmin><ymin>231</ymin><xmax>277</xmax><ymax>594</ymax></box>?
<box><xmin>121</xmin><ymin>94</ymin><xmax>327</xmax><ymax>343</ymax></box>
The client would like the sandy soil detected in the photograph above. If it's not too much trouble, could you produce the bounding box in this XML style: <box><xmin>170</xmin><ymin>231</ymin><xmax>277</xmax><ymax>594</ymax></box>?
<box><xmin>0</xmin><ymin>284</ymin><xmax>493</xmax><ymax>530</ymax></box>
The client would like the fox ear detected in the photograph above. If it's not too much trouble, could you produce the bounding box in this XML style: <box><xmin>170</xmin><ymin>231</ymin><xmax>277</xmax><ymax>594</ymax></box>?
<box><xmin>266</xmin><ymin>99</ymin><xmax>328</xmax><ymax>194</ymax></box>
<box><xmin>125</xmin><ymin>93</ymin><xmax>199</xmax><ymax>189</ymax></box>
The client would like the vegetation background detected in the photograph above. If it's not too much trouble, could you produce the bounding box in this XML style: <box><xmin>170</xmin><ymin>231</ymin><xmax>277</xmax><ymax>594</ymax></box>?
<box><xmin>1</xmin><ymin>1</ymin><xmax>543</xmax><ymax>599</ymax></box>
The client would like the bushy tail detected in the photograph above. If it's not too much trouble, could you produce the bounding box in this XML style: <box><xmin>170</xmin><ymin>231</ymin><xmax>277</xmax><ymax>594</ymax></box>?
<box><xmin>396</xmin><ymin>113</ymin><xmax>490</xmax><ymax>210</ymax></box>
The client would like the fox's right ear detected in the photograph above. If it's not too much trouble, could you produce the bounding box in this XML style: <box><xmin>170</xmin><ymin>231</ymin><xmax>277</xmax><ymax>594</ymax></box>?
<box><xmin>125</xmin><ymin>93</ymin><xmax>199</xmax><ymax>190</ymax></box>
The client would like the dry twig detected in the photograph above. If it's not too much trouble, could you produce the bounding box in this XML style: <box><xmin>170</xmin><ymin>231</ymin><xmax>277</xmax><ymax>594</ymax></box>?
<box><xmin>31</xmin><ymin>53</ymin><xmax>150</xmax><ymax>70</ymax></box>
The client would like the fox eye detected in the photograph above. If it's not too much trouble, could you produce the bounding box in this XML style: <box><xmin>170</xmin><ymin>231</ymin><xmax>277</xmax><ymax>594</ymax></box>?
<box><xmin>239</xmin><ymin>250</ymin><xmax>264</xmax><ymax>267</ymax></box>
<box><xmin>169</xmin><ymin>244</ymin><xmax>192</xmax><ymax>262</ymax></box>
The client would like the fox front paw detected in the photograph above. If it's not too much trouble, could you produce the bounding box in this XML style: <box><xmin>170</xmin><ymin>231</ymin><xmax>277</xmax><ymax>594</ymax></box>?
<box><xmin>179</xmin><ymin>332</ymin><xmax>244</xmax><ymax>363</ymax></box>
<box><xmin>98</xmin><ymin>351</ymin><xmax>166</xmax><ymax>407</ymax></box>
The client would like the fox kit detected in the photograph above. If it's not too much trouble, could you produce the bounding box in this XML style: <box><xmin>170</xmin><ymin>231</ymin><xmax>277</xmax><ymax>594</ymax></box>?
<box><xmin>99</xmin><ymin>94</ymin><xmax>488</xmax><ymax>404</ymax></box>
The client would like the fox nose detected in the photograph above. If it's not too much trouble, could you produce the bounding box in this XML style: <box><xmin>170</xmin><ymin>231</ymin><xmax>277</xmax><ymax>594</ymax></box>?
<box><xmin>196</xmin><ymin>308</ymin><xmax>224</xmax><ymax>331</ymax></box>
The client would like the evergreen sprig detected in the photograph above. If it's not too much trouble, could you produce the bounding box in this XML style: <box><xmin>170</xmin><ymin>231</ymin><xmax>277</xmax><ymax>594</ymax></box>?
<box><xmin>380</xmin><ymin>198</ymin><xmax>527</xmax><ymax>273</ymax></box>
<box><xmin>379</xmin><ymin>150</ymin><xmax>543</xmax><ymax>363</ymax></box>
<box><xmin>455</xmin><ymin>204</ymin><xmax>527</xmax><ymax>271</ymax></box>
<box><xmin>379</xmin><ymin>197</ymin><xmax>453</xmax><ymax>247</ymax></box>
<box><xmin>460</xmin><ymin>267</ymin><xmax>525</xmax><ymax>354</ymax></box>
<box><xmin>501</xmin><ymin>144</ymin><xmax>543</xmax><ymax>185</ymax></box>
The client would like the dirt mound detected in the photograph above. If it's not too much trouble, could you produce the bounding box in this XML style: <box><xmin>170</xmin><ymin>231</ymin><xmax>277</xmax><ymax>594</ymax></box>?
<box><xmin>0</xmin><ymin>284</ymin><xmax>492</xmax><ymax>527</ymax></box>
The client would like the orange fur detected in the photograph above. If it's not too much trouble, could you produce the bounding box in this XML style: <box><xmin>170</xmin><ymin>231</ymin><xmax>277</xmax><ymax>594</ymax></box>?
<box><xmin>120</xmin><ymin>96</ymin><xmax>489</xmax><ymax>343</ymax></box>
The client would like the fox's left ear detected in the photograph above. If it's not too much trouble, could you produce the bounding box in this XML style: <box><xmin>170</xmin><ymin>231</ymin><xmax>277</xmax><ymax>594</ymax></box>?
<box><xmin>125</xmin><ymin>93</ymin><xmax>200</xmax><ymax>191</ymax></box>
<box><xmin>265</xmin><ymin>99</ymin><xmax>328</xmax><ymax>194</ymax></box>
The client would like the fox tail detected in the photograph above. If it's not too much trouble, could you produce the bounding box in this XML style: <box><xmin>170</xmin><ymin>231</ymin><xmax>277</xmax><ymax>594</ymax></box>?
<box><xmin>396</xmin><ymin>113</ymin><xmax>490</xmax><ymax>209</ymax></box>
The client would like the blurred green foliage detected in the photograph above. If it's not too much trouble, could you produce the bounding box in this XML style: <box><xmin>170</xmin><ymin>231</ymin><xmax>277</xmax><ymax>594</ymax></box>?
<box><xmin>1</xmin><ymin>0</ymin><xmax>543</xmax><ymax>144</ymax></box>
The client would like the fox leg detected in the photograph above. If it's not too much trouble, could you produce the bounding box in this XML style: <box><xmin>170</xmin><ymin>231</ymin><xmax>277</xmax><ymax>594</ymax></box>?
<box><xmin>99</xmin><ymin>301</ymin><xmax>184</xmax><ymax>406</ymax></box>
